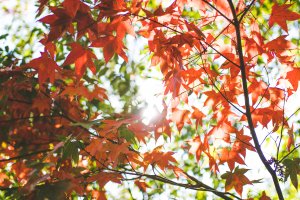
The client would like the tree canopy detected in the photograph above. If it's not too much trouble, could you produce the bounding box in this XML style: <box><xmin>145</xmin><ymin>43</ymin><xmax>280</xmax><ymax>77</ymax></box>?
<box><xmin>0</xmin><ymin>0</ymin><xmax>300</xmax><ymax>199</ymax></box>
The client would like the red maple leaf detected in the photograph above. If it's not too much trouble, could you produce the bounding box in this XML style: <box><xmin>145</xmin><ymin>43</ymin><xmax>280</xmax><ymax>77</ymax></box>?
<box><xmin>39</xmin><ymin>0</ymin><xmax>91</xmax><ymax>42</ymax></box>
<box><xmin>269</xmin><ymin>3</ymin><xmax>300</xmax><ymax>32</ymax></box>
<box><xmin>63</xmin><ymin>43</ymin><xmax>97</xmax><ymax>78</ymax></box>
<box><xmin>39</xmin><ymin>7</ymin><xmax>75</xmax><ymax>42</ymax></box>
<box><xmin>91</xmin><ymin>36</ymin><xmax>128</xmax><ymax>63</ymax></box>
<box><xmin>26</xmin><ymin>52</ymin><xmax>61</xmax><ymax>86</ymax></box>
<box><xmin>60</xmin><ymin>85</ymin><xmax>107</xmax><ymax>101</ymax></box>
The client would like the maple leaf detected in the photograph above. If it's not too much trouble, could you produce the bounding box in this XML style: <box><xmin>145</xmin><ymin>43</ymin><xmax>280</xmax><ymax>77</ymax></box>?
<box><xmin>91</xmin><ymin>190</ymin><xmax>107</xmax><ymax>200</ymax></box>
<box><xmin>191</xmin><ymin>107</ymin><xmax>205</xmax><ymax>130</ymax></box>
<box><xmin>143</xmin><ymin>146</ymin><xmax>177</xmax><ymax>171</ymax></box>
<box><xmin>63</xmin><ymin>43</ymin><xmax>97</xmax><ymax>78</ymax></box>
<box><xmin>286</xmin><ymin>67</ymin><xmax>300</xmax><ymax>91</ymax></box>
<box><xmin>164</xmin><ymin>71</ymin><xmax>183</xmax><ymax>98</ymax></box>
<box><xmin>87</xmin><ymin>172</ymin><xmax>123</xmax><ymax>188</ymax></box>
<box><xmin>180</xmin><ymin>68</ymin><xmax>204</xmax><ymax>85</ymax></box>
<box><xmin>235</xmin><ymin>133</ymin><xmax>255</xmax><ymax>153</ymax></box>
<box><xmin>31</xmin><ymin>93</ymin><xmax>51</xmax><ymax>114</ymax></box>
<box><xmin>188</xmin><ymin>135</ymin><xmax>209</xmax><ymax>161</ymax></box>
<box><xmin>90</xmin><ymin>17</ymin><xmax>134</xmax><ymax>63</ymax></box>
<box><xmin>282</xmin><ymin>158</ymin><xmax>300</xmax><ymax>189</ymax></box>
<box><xmin>39</xmin><ymin>36</ymin><xmax>56</xmax><ymax>58</ymax></box>
<box><xmin>269</xmin><ymin>3</ymin><xmax>300</xmax><ymax>32</ymax></box>
<box><xmin>85</xmin><ymin>138</ymin><xmax>105</xmax><ymax>158</ymax></box>
<box><xmin>37</xmin><ymin>0</ymin><xmax>49</xmax><ymax>16</ymax></box>
<box><xmin>260</xmin><ymin>191</ymin><xmax>271</xmax><ymax>200</ymax></box>
<box><xmin>128</xmin><ymin>123</ymin><xmax>151</xmax><ymax>144</ymax></box>
<box><xmin>26</xmin><ymin>52</ymin><xmax>61</xmax><ymax>86</ymax></box>
<box><xmin>39</xmin><ymin>8</ymin><xmax>74</xmax><ymax>42</ymax></box>
<box><xmin>212</xmin><ymin>0</ymin><xmax>232</xmax><ymax>18</ymax></box>
<box><xmin>264</xmin><ymin>35</ymin><xmax>296</xmax><ymax>53</ymax></box>
<box><xmin>221</xmin><ymin>167</ymin><xmax>252</xmax><ymax>196</ymax></box>
<box><xmin>170</xmin><ymin>108</ymin><xmax>191</xmax><ymax>132</ymax></box>
<box><xmin>218</xmin><ymin>148</ymin><xmax>245</xmax><ymax>171</ymax></box>
<box><xmin>60</xmin><ymin>84</ymin><xmax>107</xmax><ymax>101</ymax></box>
<box><xmin>106</xmin><ymin>142</ymin><xmax>131</xmax><ymax>167</ymax></box>
<box><xmin>91</xmin><ymin>36</ymin><xmax>128</xmax><ymax>63</ymax></box>
<box><xmin>134</xmin><ymin>180</ymin><xmax>149</xmax><ymax>192</ymax></box>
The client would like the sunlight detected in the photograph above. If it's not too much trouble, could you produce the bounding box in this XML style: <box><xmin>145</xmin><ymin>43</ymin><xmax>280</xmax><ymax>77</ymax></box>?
<box><xmin>142</xmin><ymin>104</ymin><xmax>160</xmax><ymax>124</ymax></box>
<box><xmin>136</xmin><ymin>68</ymin><xmax>165</xmax><ymax>123</ymax></box>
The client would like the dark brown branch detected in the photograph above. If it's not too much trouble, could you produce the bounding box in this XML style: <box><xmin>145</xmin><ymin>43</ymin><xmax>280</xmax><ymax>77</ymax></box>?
<box><xmin>251</xmin><ymin>65</ymin><xmax>270</xmax><ymax>113</ymax></box>
<box><xmin>227</xmin><ymin>0</ymin><xmax>284</xmax><ymax>199</ymax></box>
<box><xmin>0</xmin><ymin>149</ymin><xmax>50</xmax><ymax>163</ymax></box>
<box><xmin>7</xmin><ymin>98</ymin><xmax>31</xmax><ymax>104</ymax></box>
<box><xmin>277</xmin><ymin>93</ymin><xmax>287</xmax><ymax>163</ymax></box>
<box><xmin>286</xmin><ymin>107</ymin><xmax>300</xmax><ymax>121</ymax></box>
<box><xmin>0</xmin><ymin>115</ymin><xmax>62</xmax><ymax>123</ymax></box>
<box><xmin>199</xmin><ymin>56</ymin><xmax>245</xmax><ymax>114</ymax></box>
<box><xmin>84</xmin><ymin>148</ymin><xmax>237</xmax><ymax>200</ymax></box>
<box><xmin>238</xmin><ymin>0</ymin><xmax>256</xmax><ymax>23</ymax></box>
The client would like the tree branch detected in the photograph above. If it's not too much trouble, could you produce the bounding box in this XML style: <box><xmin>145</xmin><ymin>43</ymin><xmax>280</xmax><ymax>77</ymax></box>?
<box><xmin>0</xmin><ymin>149</ymin><xmax>50</xmax><ymax>163</ymax></box>
<box><xmin>84</xmin><ymin>149</ymin><xmax>238</xmax><ymax>200</ymax></box>
<box><xmin>279</xmin><ymin>144</ymin><xmax>300</xmax><ymax>163</ymax></box>
<box><xmin>227</xmin><ymin>0</ymin><xmax>284</xmax><ymax>199</ymax></box>
<box><xmin>238</xmin><ymin>0</ymin><xmax>256</xmax><ymax>24</ymax></box>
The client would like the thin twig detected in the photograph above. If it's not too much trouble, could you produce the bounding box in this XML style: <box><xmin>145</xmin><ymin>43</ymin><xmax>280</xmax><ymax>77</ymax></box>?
<box><xmin>278</xmin><ymin>144</ymin><xmax>300</xmax><ymax>163</ymax></box>
<box><xmin>0</xmin><ymin>149</ymin><xmax>50</xmax><ymax>163</ymax></box>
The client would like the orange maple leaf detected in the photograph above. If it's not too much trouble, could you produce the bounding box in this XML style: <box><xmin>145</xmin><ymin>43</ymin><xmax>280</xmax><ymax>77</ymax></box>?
<box><xmin>286</xmin><ymin>67</ymin><xmax>300</xmax><ymax>91</ymax></box>
<box><xmin>269</xmin><ymin>3</ymin><xmax>300</xmax><ymax>32</ymax></box>
<box><xmin>143</xmin><ymin>146</ymin><xmax>177</xmax><ymax>171</ymax></box>
<box><xmin>188</xmin><ymin>135</ymin><xmax>209</xmax><ymax>161</ymax></box>
<box><xmin>221</xmin><ymin>167</ymin><xmax>252</xmax><ymax>196</ymax></box>
<box><xmin>128</xmin><ymin>123</ymin><xmax>151</xmax><ymax>144</ymax></box>
<box><xmin>170</xmin><ymin>108</ymin><xmax>191</xmax><ymax>132</ymax></box>
<box><xmin>134</xmin><ymin>180</ymin><xmax>149</xmax><ymax>192</ymax></box>
<box><xmin>260</xmin><ymin>191</ymin><xmax>272</xmax><ymax>200</ymax></box>
<box><xmin>87</xmin><ymin>172</ymin><xmax>122</xmax><ymax>188</ymax></box>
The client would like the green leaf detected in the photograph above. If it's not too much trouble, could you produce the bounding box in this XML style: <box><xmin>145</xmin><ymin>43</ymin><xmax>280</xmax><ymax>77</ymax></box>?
<box><xmin>0</xmin><ymin>34</ymin><xmax>8</xmax><ymax>40</ymax></box>
<box><xmin>283</xmin><ymin>158</ymin><xmax>300</xmax><ymax>189</ymax></box>
<box><xmin>62</xmin><ymin>140</ymin><xmax>84</xmax><ymax>163</ymax></box>
<box><xmin>34</xmin><ymin>180</ymin><xmax>71</xmax><ymax>200</ymax></box>
<box><xmin>71</xmin><ymin>119</ymin><xmax>101</xmax><ymax>129</ymax></box>
<box><xmin>251</xmin><ymin>178</ymin><xmax>263</xmax><ymax>184</ymax></box>
<box><xmin>118</xmin><ymin>125</ymin><xmax>136</xmax><ymax>144</ymax></box>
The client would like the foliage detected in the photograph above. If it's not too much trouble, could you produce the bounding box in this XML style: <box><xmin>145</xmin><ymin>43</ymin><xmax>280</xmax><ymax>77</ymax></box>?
<box><xmin>0</xmin><ymin>0</ymin><xmax>300</xmax><ymax>199</ymax></box>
